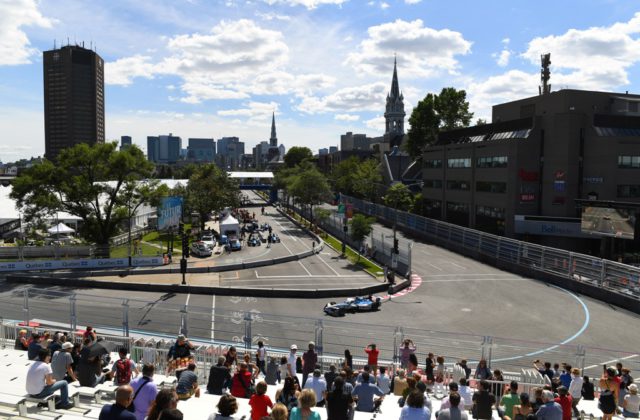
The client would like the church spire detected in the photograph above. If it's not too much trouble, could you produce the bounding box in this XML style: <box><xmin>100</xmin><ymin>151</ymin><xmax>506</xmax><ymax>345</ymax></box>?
<box><xmin>384</xmin><ymin>56</ymin><xmax>405</xmax><ymax>140</ymax></box>
<box><xmin>269</xmin><ymin>112</ymin><xmax>277</xmax><ymax>147</ymax></box>
<box><xmin>390</xmin><ymin>55</ymin><xmax>400</xmax><ymax>100</ymax></box>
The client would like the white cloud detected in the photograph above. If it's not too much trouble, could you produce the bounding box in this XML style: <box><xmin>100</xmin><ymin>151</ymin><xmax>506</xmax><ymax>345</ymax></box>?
<box><xmin>334</xmin><ymin>114</ymin><xmax>359</xmax><ymax>121</ymax></box>
<box><xmin>364</xmin><ymin>115</ymin><xmax>385</xmax><ymax>131</ymax></box>
<box><xmin>466</xmin><ymin>70</ymin><xmax>538</xmax><ymax>118</ymax></box>
<box><xmin>347</xmin><ymin>19</ymin><xmax>472</xmax><ymax>78</ymax></box>
<box><xmin>260</xmin><ymin>0</ymin><xmax>347</xmax><ymax>9</ymax></box>
<box><xmin>296</xmin><ymin>82</ymin><xmax>387</xmax><ymax>114</ymax></box>
<box><xmin>494</xmin><ymin>49</ymin><xmax>511</xmax><ymax>67</ymax></box>
<box><xmin>404</xmin><ymin>0</ymin><xmax>422</xmax><ymax>3</ymax></box>
<box><xmin>0</xmin><ymin>0</ymin><xmax>55</xmax><ymax>66</ymax></box>
<box><xmin>217</xmin><ymin>101</ymin><xmax>280</xmax><ymax>126</ymax></box>
<box><xmin>502</xmin><ymin>38</ymin><xmax>510</xmax><ymax>45</ymax></box>
<box><xmin>380</xmin><ymin>2</ymin><xmax>389</xmax><ymax>9</ymax></box>
<box><xmin>254</xmin><ymin>11</ymin><xmax>291</xmax><ymax>21</ymax></box>
<box><xmin>105</xmin><ymin>55</ymin><xmax>156</xmax><ymax>86</ymax></box>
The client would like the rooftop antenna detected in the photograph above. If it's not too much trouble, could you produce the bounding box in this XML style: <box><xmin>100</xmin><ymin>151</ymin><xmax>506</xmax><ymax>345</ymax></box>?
<box><xmin>539</xmin><ymin>53</ymin><xmax>551</xmax><ymax>95</ymax></box>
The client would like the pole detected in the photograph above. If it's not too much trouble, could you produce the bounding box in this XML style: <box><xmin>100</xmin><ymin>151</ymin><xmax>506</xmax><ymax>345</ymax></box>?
<box><xmin>23</xmin><ymin>288</ymin><xmax>30</xmax><ymax>327</ymax></box>
<box><xmin>408</xmin><ymin>241</ymin><xmax>413</xmax><ymax>278</ymax></box>
<box><xmin>122</xmin><ymin>299</ymin><xmax>129</xmax><ymax>337</ymax></box>
<box><xmin>70</xmin><ymin>294</ymin><xmax>77</xmax><ymax>332</ymax></box>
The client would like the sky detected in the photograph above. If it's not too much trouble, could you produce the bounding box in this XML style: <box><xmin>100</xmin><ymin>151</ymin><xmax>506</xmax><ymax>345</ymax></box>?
<box><xmin>0</xmin><ymin>0</ymin><xmax>639</xmax><ymax>162</ymax></box>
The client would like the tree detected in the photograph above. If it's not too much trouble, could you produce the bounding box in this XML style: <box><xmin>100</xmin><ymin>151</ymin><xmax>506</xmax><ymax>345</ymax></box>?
<box><xmin>349</xmin><ymin>214</ymin><xmax>375</xmax><ymax>261</ymax></box>
<box><xmin>185</xmin><ymin>164</ymin><xmax>241</xmax><ymax>230</ymax></box>
<box><xmin>475</xmin><ymin>118</ymin><xmax>488</xmax><ymax>126</ymax></box>
<box><xmin>352</xmin><ymin>159</ymin><xmax>382</xmax><ymax>202</ymax></box>
<box><xmin>284</xmin><ymin>146</ymin><xmax>312</xmax><ymax>168</ymax></box>
<box><xmin>406</xmin><ymin>93</ymin><xmax>440</xmax><ymax>158</ymax></box>
<box><xmin>436</xmin><ymin>87</ymin><xmax>474</xmax><ymax>131</ymax></box>
<box><xmin>11</xmin><ymin>142</ymin><xmax>156</xmax><ymax>257</ymax></box>
<box><xmin>288</xmin><ymin>165</ymin><xmax>331</xmax><ymax>226</ymax></box>
<box><xmin>383</xmin><ymin>183</ymin><xmax>413</xmax><ymax>212</ymax></box>
<box><xmin>329</xmin><ymin>156</ymin><xmax>360</xmax><ymax>196</ymax></box>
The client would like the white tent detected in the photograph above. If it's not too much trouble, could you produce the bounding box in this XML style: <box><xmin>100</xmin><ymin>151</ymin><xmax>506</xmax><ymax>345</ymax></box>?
<box><xmin>47</xmin><ymin>222</ymin><xmax>75</xmax><ymax>235</ymax></box>
<box><xmin>219</xmin><ymin>214</ymin><xmax>240</xmax><ymax>236</ymax></box>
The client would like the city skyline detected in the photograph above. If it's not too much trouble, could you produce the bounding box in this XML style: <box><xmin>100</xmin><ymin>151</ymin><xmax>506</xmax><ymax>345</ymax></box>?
<box><xmin>0</xmin><ymin>0</ymin><xmax>639</xmax><ymax>161</ymax></box>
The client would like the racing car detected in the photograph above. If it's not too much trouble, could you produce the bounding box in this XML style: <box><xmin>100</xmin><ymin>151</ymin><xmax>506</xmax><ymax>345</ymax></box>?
<box><xmin>323</xmin><ymin>295</ymin><xmax>382</xmax><ymax>317</ymax></box>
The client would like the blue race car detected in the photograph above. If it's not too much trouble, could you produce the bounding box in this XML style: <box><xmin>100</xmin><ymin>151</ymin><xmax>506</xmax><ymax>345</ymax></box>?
<box><xmin>323</xmin><ymin>295</ymin><xmax>382</xmax><ymax>317</ymax></box>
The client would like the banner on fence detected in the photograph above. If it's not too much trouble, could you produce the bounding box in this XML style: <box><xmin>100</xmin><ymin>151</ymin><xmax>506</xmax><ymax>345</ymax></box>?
<box><xmin>158</xmin><ymin>197</ymin><xmax>183</xmax><ymax>231</ymax></box>
<box><xmin>0</xmin><ymin>256</ymin><xmax>164</xmax><ymax>272</ymax></box>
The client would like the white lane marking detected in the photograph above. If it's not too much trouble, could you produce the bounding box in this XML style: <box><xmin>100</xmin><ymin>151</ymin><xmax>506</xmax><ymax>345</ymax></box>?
<box><xmin>298</xmin><ymin>260</ymin><xmax>312</xmax><ymax>276</ymax></box>
<box><xmin>253</xmin><ymin>272</ymin><xmax>370</xmax><ymax>279</ymax></box>
<box><xmin>426</xmin><ymin>273</ymin><xmax>515</xmax><ymax>277</ymax></box>
<box><xmin>446</xmin><ymin>262</ymin><xmax>467</xmax><ymax>269</ymax></box>
<box><xmin>427</xmin><ymin>263</ymin><xmax>443</xmax><ymax>271</ymax></box>
<box><xmin>211</xmin><ymin>294</ymin><xmax>216</xmax><ymax>341</ymax></box>
<box><xmin>583</xmin><ymin>354</ymin><xmax>639</xmax><ymax>370</ymax></box>
<box><xmin>271</xmin><ymin>218</ymin><xmax>298</xmax><ymax>242</ymax></box>
<box><xmin>185</xmin><ymin>293</ymin><xmax>191</xmax><ymax>306</ymax></box>
<box><xmin>316</xmin><ymin>253</ymin><xmax>341</xmax><ymax>276</ymax></box>
<box><xmin>422</xmin><ymin>278</ymin><xmax>527</xmax><ymax>283</ymax></box>
<box><xmin>229</xmin><ymin>280</ymin><xmax>376</xmax><ymax>287</ymax></box>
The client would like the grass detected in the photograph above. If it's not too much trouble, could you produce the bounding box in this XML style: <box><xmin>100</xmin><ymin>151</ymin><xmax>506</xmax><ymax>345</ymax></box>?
<box><xmin>110</xmin><ymin>242</ymin><xmax>165</xmax><ymax>258</ymax></box>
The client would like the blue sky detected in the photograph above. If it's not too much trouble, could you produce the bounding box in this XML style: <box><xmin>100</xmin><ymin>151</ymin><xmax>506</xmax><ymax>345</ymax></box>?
<box><xmin>1</xmin><ymin>0</ymin><xmax>639</xmax><ymax>161</ymax></box>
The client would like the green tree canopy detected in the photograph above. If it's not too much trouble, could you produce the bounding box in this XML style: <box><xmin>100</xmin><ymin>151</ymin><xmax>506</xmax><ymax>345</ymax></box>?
<box><xmin>352</xmin><ymin>159</ymin><xmax>382</xmax><ymax>202</ymax></box>
<box><xmin>185</xmin><ymin>164</ymin><xmax>241</xmax><ymax>229</ymax></box>
<box><xmin>10</xmin><ymin>142</ymin><xmax>156</xmax><ymax>257</ymax></box>
<box><xmin>349</xmin><ymin>213</ymin><xmax>375</xmax><ymax>259</ymax></box>
<box><xmin>284</xmin><ymin>146</ymin><xmax>312</xmax><ymax>168</ymax></box>
<box><xmin>383</xmin><ymin>183</ymin><xmax>413</xmax><ymax>212</ymax></box>
<box><xmin>329</xmin><ymin>156</ymin><xmax>360</xmax><ymax>196</ymax></box>
<box><xmin>288</xmin><ymin>165</ymin><xmax>331</xmax><ymax>223</ymax></box>
<box><xmin>436</xmin><ymin>87</ymin><xmax>474</xmax><ymax>131</ymax></box>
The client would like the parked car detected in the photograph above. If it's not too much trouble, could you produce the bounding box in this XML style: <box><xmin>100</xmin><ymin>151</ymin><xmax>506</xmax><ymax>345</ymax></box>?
<box><xmin>190</xmin><ymin>241</ymin><xmax>212</xmax><ymax>257</ymax></box>
<box><xmin>228</xmin><ymin>239</ymin><xmax>242</xmax><ymax>251</ymax></box>
<box><xmin>247</xmin><ymin>235</ymin><xmax>261</xmax><ymax>247</ymax></box>
<box><xmin>200</xmin><ymin>234</ymin><xmax>216</xmax><ymax>250</ymax></box>
<box><xmin>219</xmin><ymin>235</ymin><xmax>229</xmax><ymax>245</ymax></box>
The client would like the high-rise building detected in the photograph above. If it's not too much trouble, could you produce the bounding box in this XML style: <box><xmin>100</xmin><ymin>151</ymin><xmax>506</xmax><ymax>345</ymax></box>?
<box><xmin>43</xmin><ymin>44</ymin><xmax>105</xmax><ymax>161</ymax></box>
<box><xmin>147</xmin><ymin>134</ymin><xmax>182</xmax><ymax>164</ymax></box>
<box><xmin>216</xmin><ymin>137</ymin><xmax>245</xmax><ymax>169</ymax></box>
<box><xmin>187</xmin><ymin>138</ymin><xmax>215</xmax><ymax>162</ymax></box>
<box><xmin>319</xmin><ymin>148</ymin><xmax>328</xmax><ymax>156</ymax></box>
<box><xmin>120</xmin><ymin>136</ymin><xmax>132</xmax><ymax>150</ymax></box>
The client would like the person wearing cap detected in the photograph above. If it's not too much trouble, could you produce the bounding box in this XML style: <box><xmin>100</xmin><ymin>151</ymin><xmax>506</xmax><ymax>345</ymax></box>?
<box><xmin>303</xmin><ymin>369</ymin><xmax>327</xmax><ymax>407</ymax></box>
<box><xmin>623</xmin><ymin>383</ymin><xmax>639</xmax><ymax>418</ymax></box>
<box><xmin>287</xmin><ymin>345</ymin><xmax>298</xmax><ymax>379</ymax></box>
<box><xmin>51</xmin><ymin>341</ymin><xmax>78</xmax><ymax>382</ymax></box>
<box><xmin>302</xmin><ymin>341</ymin><xmax>317</xmax><ymax>388</ymax></box>
<box><xmin>568</xmin><ymin>368</ymin><xmax>583</xmax><ymax>417</ymax></box>
<box><xmin>15</xmin><ymin>329</ymin><xmax>29</xmax><ymax>351</ymax></box>
<box><xmin>167</xmin><ymin>334</ymin><xmax>194</xmax><ymax>361</ymax></box>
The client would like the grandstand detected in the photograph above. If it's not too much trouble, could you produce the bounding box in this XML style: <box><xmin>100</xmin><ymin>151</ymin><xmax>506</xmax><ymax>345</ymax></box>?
<box><xmin>0</xmin><ymin>323</ymin><xmax>631</xmax><ymax>419</ymax></box>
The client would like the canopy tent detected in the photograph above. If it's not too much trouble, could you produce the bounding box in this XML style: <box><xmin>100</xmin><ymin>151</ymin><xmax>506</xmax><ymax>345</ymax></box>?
<box><xmin>47</xmin><ymin>222</ymin><xmax>75</xmax><ymax>235</ymax></box>
<box><xmin>219</xmin><ymin>214</ymin><xmax>240</xmax><ymax>236</ymax></box>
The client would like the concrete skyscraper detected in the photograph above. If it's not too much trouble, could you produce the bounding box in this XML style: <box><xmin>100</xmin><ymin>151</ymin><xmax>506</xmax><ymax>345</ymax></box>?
<box><xmin>43</xmin><ymin>44</ymin><xmax>105</xmax><ymax>161</ymax></box>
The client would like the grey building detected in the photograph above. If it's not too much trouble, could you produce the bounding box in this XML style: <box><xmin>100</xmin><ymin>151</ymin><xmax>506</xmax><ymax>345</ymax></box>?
<box><xmin>329</xmin><ymin>146</ymin><xmax>338</xmax><ymax>154</ymax></box>
<box><xmin>187</xmin><ymin>138</ymin><xmax>215</xmax><ymax>162</ymax></box>
<box><xmin>43</xmin><ymin>44</ymin><xmax>105</xmax><ymax>161</ymax></box>
<box><xmin>147</xmin><ymin>134</ymin><xmax>182</xmax><ymax>164</ymax></box>
<box><xmin>216</xmin><ymin>137</ymin><xmax>245</xmax><ymax>169</ymax></box>
<box><xmin>120</xmin><ymin>136</ymin><xmax>132</xmax><ymax>150</ymax></box>
<box><xmin>319</xmin><ymin>148</ymin><xmax>329</xmax><ymax>156</ymax></box>
<box><xmin>422</xmin><ymin>88</ymin><xmax>640</xmax><ymax>254</ymax></box>
<box><xmin>340</xmin><ymin>132</ymin><xmax>371</xmax><ymax>151</ymax></box>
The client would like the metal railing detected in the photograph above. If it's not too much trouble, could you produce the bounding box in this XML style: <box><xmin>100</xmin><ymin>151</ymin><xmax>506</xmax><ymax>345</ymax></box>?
<box><xmin>340</xmin><ymin>194</ymin><xmax>640</xmax><ymax>299</ymax></box>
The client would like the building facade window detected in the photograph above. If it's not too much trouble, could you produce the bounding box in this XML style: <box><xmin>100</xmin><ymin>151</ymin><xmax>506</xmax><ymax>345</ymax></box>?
<box><xmin>423</xmin><ymin>199</ymin><xmax>442</xmax><ymax>219</ymax></box>
<box><xmin>424</xmin><ymin>179</ymin><xmax>443</xmax><ymax>189</ymax></box>
<box><xmin>618</xmin><ymin>155</ymin><xmax>640</xmax><ymax>168</ymax></box>
<box><xmin>447</xmin><ymin>158</ymin><xmax>471</xmax><ymax>168</ymax></box>
<box><xmin>477</xmin><ymin>156</ymin><xmax>508</xmax><ymax>168</ymax></box>
<box><xmin>476</xmin><ymin>205</ymin><xmax>505</xmax><ymax>219</ymax></box>
<box><xmin>446</xmin><ymin>180</ymin><xmax>470</xmax><ymax>190</ymax></box>
<box><xmin>424</xmin><ymin>159</ymin><xmax>443</xmax><ymax>168</ymax></box>
<box><xmin>476</xmin><ymin>181</ymin><xmax>507</xmax><ymax>193</ymax></box>
<box><xmin>617</xmin><ymin>185</ymin><xmax>640</xmax><ymax>198</ymax></box>
<box><xmin>446</xmin><ymin>201</ymin><xmax>469</xmax><ymax>213</ymax></box>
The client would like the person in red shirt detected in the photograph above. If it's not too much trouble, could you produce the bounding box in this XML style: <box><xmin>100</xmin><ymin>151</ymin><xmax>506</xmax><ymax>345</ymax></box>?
<box><xmin>365</xmin><ymin>344</ymin><xmax>379</xmax><ymax>375</ymax></box>
<box><xmin>249</xmin><ymin>381</ymin><xmax>273</xmax><ymax>420</ymax></box>
<box><xmin>554</xmin><ymin>386</ymin><xmax>573</xmax><ymax>420</ymax></box>
<box><xmin>231</xmin><ymin>362</ymin><xmax>254</xmax><ymax>399</ymax></box>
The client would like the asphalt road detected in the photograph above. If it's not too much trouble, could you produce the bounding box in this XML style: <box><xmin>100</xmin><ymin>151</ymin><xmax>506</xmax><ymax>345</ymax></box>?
<box><xmin>1</xmin><ymin>192</ymin><xmax>639</xmax><ymax>374</ymax></box>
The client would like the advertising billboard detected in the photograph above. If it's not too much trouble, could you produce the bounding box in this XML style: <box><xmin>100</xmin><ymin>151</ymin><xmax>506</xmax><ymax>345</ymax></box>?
<box><xmin>581</xmin><ymin>206</ymin><xmax>636</xmax><ymax>240</ymax></box>
<box><xmin>158</xmin><ymin>197</ymin><xmax>183</xmax><ymax>231</ymax></box>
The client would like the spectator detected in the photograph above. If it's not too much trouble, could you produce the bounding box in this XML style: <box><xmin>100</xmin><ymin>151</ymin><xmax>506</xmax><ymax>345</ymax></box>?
<box><xmin>51</xmin><ymin>341</ymin><xmax>77</xmax><ymax>382</ymax></box>
<box><xmin>441</xmin><ymin>382</ymin><xmax>465</xmax><ymax>411</ymax></box>
<box><xmin>290</xmin><ymin>389</ymin><xmax>321</xmax><ymax>420</ymax></box>
<box><xmin>231</xmin><ymin>362</ymin><xmax>254</xmax><ymax>399</ymax></box>
<box><xmin>400</xmin><ymin>390</ymin><xmax>431</xmax><ymax>420</ymax></box>
<box><xmin>26</xmin><ymin>348</ymin><xmax>73</xmax><ymax>409</ymax></box>
<box><xmin>552</xmin><ymin>363</ymin><xmax>561</xmax><ymax>378</ymax></box>
<box><xmin>553</xmin><ymin>386</ymin><xmax>572</xmax><ymax>420</ymax></box>
<box><xmin>269</xmin><ymin>403</ymin><xmax>288</xmax><ymax>420</ymax></box>
<box><xmin>471</xmin><ymin>380</ymin><xmax>495</xmax><ymax>420</ymax></box>
<box><xmin>408</xmin><ymin>353</ymin><xmax>419</xmax><ymax>375</ymax></box>
<box><xmin>15</xmin><ymin>329</ymin><xmax>28</xmax><ymax>351</ymax></box>
<box><xmin>581</xmin><ymin>376</ymin><xmax>594</xmax><ymax>400</ymax></box>
<box><xmin>512</xmin><ymin>392</ymin><xmax>533</xmax><ymax>420</ymax></box>
<box><xmin>208</xmin><ymin>356</ymin><xmax>232</xmax><ymax>395</ymax></box>
<box><xmin>98</xmin><ymin>385</ymin><xmax>136</xmax><ymax>420</ymax></box>
<box><xmin>457</xmin><ymin>360</ymin><xmax>471</xmax><ymax>379</ymax></box>
<box><xmin>276</xmin><ymin>376</ymin><xmax>300</xmax><ymax>413</ymax></box>
<box><xmin>535</xmin><ymin>390</ymin><xmax>562</xmax><ymax>420</ymax></box>
<box><xmin>225</xmin><ymin>346</ymin><xmax>238</xmax><ymax>368</ymax></box>
<box><xmin>147</xmin><ymin>389</ymin><xmax>179</xmax><ymax>420</ymax></box>
<box><xmin>559</xmin><ymin>365</ymin><xmax>572</xmax><ymax>389</ymax></box>
<box><xmin>458</xmin><ymin>378</ymin><xmax>473</xmax><ymax>407</ymax></box>
<box><xmin>130</xmin><ymin>364</ymin><xmax>157</xmax><ymax>420</ymax></box>
<box><xmin>491</xmin><ymin>370</ymin><xmax>504</xmax><ymax>399</ymax></box>
<box><xmin>209</xmin><ymin>394</ymin><xmax>238</xmax><ymax>419</ymax></box>
<box><xmin>48</xmin><ymin>332</ymin><xmax>62</xmax><ymax>353</ymax></box>
<box><xmin>287</xmin><ymin>345</ymin><xmax>298</xmax><ymax>378</ymax></box>
<box><xmin>279</xmin><ymin>356</ymin><xmax>289</xmax><ymax>381</ymax></box>
<box><xmin>376</xmin><ymin>366</ymin><xmax>391</xmax><ymax>394</ymax></box>
<box><xmin>394</xmin><ymin>369</ymin><xmax>409</xmax><ymax>397</ymax></box>
<box><xmin>27</xmin><ymin>332</ymin><xmax>42</xmax><ymax>360</ymax></box>
<box><xmin>112</xmin><ymin>347</ymin><xmax>139</xmax><ymax>385</ymax></box>
<box><xmin>399</xmin><ymin>339</ymin><xmax>416</xmax><ymax>369</ymax></box>
<box><xmin>343</xmin><ymin>349</ymin><xmax>353</xmax><ymax>370</ymax></box>
<box><xmin>351</xmin><ymin>371</ymin><xmax>384</xmax><ymax>412</ymax></box>
<box><xmin>533</xmin><ymin>360</ymin><xmax>554</xmax><ymax>381</ymax></box>
<box><xmin>425</xmin><ymin>353</ymin><xmax>435</xmax><ymax>383</ymax></box>
<box><xmin>474</xmin><ymin>359</ymin><xmax>491</xmax><ymax>381</ymax></box>
<box><xmin>356</xmin><ymin>365</ymin><xmax>375</xmax><ymax>384</ymax></box>
<box><xmin>266</xmin><ymin>357</ymin><xmax>279</xmax><ymax>385</ymax></box>
<box><xmin>500</xmin><ymin>380</ymin><xmax>520</xmax><ymax>418</ymax></box>
<box><xmin>296</xmin><ymin>356</ymin><xmax>303</xmax><ymax>374</ymax></box>
<box><xmin>437</xmin><ymin>391</ymin><xmax>466</xmax><ymax>420</ymax></box>
<box><xmin>175</xmin><ymin>362</ymin><xmax>200</xmax><ymax>400</ymax></box>
<box><xmin>249</xmin><ymin>381</ymin><xmax>273</xmax><ymax>420</ymax></box>
<box><xmin>567</xmin><ymin>368</ymin><xmax>583</xmax><ymax>417</ymax></box>
<box><xmin>70</xmin><ymin>342</ymin><xmax>82</xmax><ymax>371</ymax></box>
<box><xmin>620</xmin><ymin>367</ymin><xmax>634</xmax><ymax>405</ymax></box>
<box><xmin>243</xmin><ymin>353</ymin><xmax>260</xmax><ymax>380</ymax></box>
<box><xmin>623</xmin><ymin>383</ymin><xmax>639</xmax><ymax>418</ymax></box>
<box><xmin>304</xmin><ymin>369</ymin><xmax>327</xmax><ymax>407</ymax></box>
<box><xmin>302</xmin><ymin>341</ymin><xmax>318</xmax><ymax>387</ymax></box>
<box><xmin>167</xmin><ymin>334</ymin><xmax>194</xmax><ymax>361</ymax></box>
<box><xmin>324</xmin><ymin>364</ymin><xmax>337</xmax><ymax>391</ymax></box>
<box><xmin>364</xmin><ymin>344</ymin><xmax>379</xmax><ymax>374</ymax></box>
<box><xmin>531</xmin><ymin>387</ymin><xmax>544</xmax><ymax>412</ymax></box>
<box><xmin>326</xmin><ymin>376</ymin><xmax>352</xmax><ymax>420</ymax></box>
<box><xmin>435</xmin><ymin>356</ymin><xmax>445</xmax><ymax>383</ymax></box>
<box><xmin>599</xmin><ymin>367</ymin><xmax>621</xmax><ymax>420</ymax></box>
<box><xmin>78</xmin><ymin>342</ymin><xmax>110</xmax><ymax>387</ymax></box>
<box><xmin>256</xmin><ymin>341</ymin><xmax>267</xmax><ymax>376</ymax></box>
<box><xmin>158</xmin><ymin>409</ymin><xmax>183</xmax><ymax>420</ymax></box>
<box><xmin>83</xmin><ymin>326</ymin><xmax>97</xmax><ymax>343</ymax></box>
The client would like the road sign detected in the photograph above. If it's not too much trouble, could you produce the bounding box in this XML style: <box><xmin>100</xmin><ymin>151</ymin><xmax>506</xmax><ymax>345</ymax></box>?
<box><xmin>337</xmin><ymin>204</ymin><xmax>345</xmax><ymax>214</ymax></box>
<box><xmin>391</xmin><ymin>253</ymin><xmax>398</xmax><ymax>269</ymax></box>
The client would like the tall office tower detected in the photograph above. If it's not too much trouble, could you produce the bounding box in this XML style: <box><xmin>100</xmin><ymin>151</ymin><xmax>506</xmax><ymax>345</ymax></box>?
<box><xmin>43</xmin><ymin>44</ymin><xmax>105</xmax><ymax>161</ymax></box>
<box><xmin>120</xmin><ymin>136</ymin><xmax>132</xmax><ymax>150</ymax></box>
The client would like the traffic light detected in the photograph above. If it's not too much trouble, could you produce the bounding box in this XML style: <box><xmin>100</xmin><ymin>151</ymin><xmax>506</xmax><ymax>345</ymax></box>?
<box><xmin>393</xmin><ymin>238</ymin><xmax>399</xmax><ymax>254</ymax></box>
<box><xmin>182</xmin><ymin>234</ymin><xmax>190</xmax><ymax>258</ymax></box>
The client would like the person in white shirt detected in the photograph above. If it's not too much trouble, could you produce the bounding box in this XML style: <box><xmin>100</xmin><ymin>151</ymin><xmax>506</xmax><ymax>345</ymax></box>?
<box><xmin>458</xmin><ymin>378</ymin><xmax>474</xmax><ymax>407</ymax></box>
<box><xmin>287</xmin><ymin>344</ymin><xmax>298</xmax><ymax>378</ymax></box>
<box><xmin>26</xmin><ymin>348</ymin><xmax>73</xmax><ymax>409</ymax></box>
<box><xmin>437</xmin><ymin>392</ymin><xmax>468</xmax><ymax>420</ymax></box>
<box><xmin>376</xmin><ymin>366</ymin><xmax>391</xmax><ymax>394</ymax></box>
<box><xmin>440</xmin><ymin>382</ymin><xmax>466</xmax><ymax>411</ymax></box>
<box><xmin>256</xmin><ymin>341</ymin><xmax>267</xmax><ymax>376</ymax></box>
<box><xmin>568</xmin><ymin>368</ymin><xmax>583</xmax><ymax>417</ymax></box>
<box><xmin>303</xmin><ymin>369</ymin><xmax>327</xmax><ymax>407</ymax></box>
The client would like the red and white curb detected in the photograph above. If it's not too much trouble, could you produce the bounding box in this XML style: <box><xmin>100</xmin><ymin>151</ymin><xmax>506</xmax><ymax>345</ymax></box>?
<box><xmin>380</xmin><ymin>273</ymin><xmax>422</xmax><ymax>301</ymax></box>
